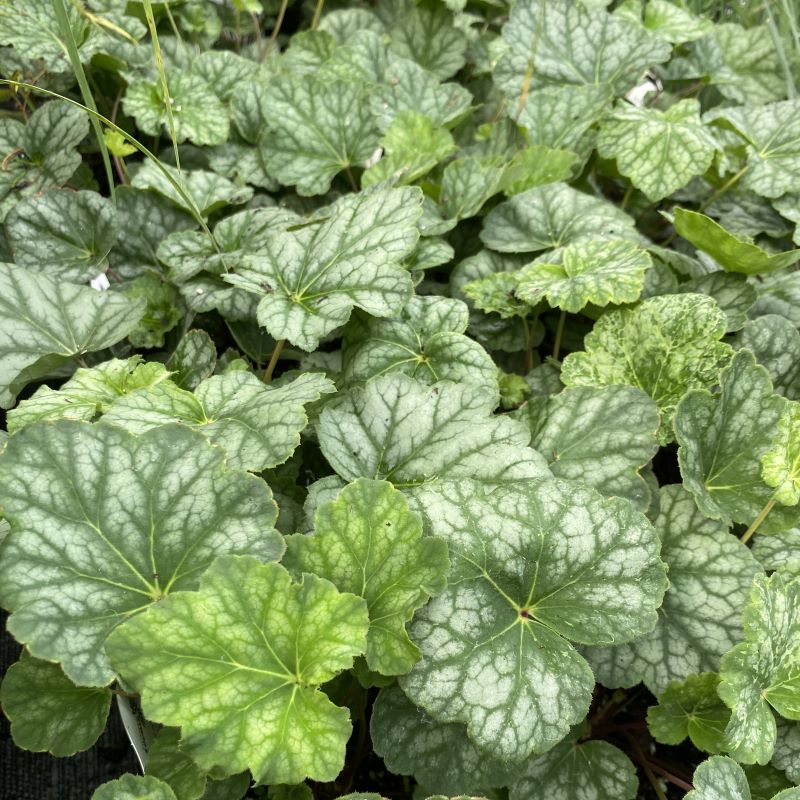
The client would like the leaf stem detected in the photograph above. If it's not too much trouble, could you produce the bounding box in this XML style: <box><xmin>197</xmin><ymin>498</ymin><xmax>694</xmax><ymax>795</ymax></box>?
<box><xmin>267</xmin><ymin>0</ymin><xmax>289</xmax><ymax>55</ymax></box>
<box><xmin>740</xmin><ymin>497</ymin><xmax>776</xmax><ymax>544</ymax></box>
<box><xmin>620</xmin><ymin>183</ymin><xmax>633</xmax><ymax>212</ymax></box>
<box><xmin>263</xmin><ymin>339</ymin><xmax>285</xmax><ymax>383</ymax></box>
<box><xmin>311</xmin><ymin>0</ymin><xmax>325</xmax><ymax>30</ymax></box>
<box><xmin>552</xmin><ymin>309</ymin><xmax>566</xmax><ymax>362</ymax></box>
<box><xmin>698</xmin><ymin>165</ymin><xmax>749</xmax><ymax>214</ymax></box>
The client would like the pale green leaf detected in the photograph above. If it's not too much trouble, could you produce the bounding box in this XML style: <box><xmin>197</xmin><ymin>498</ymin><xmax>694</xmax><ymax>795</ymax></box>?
<box><xmin>598</xmin><ymin>100</ymin><xmax>717</xmax><ymax>201</ymax></box>
<box><xmin>341</xmin><ymin>296</ymin><xmax>498</xmax><ymax>400</ymax></box>
<box><xmin>6</xmin><ymin>189</ymin><xmax>118</xmax><ymax>282</ymax></box>
<box><xmin>262</xmin><ymin>76</ymin><xmax>380</xmax><ymax>195</ymax></box>
<box><xmin>561</xmin><ymin>294</ymin><xmax>732</xmax><ymax>443</ymax></box>
<box><xmin>494</xmin><ymin>0</ymin><xmax>671</xmax><ymax>100</ymax></box>
<box><xmin>762</xmin><ymin>402</ymin><xmax>800</xmax><ymax>506</ymax></box>
<box><xmin>439</xmin><ymin>156</ymin><xmax>506</xmax><ymax>221</ymax></box>
<box><xmin>0</xmin><ymin>422</ymin><xmax>282</xmax><ymax>686</ymax></box>
<box><xmin>480</xmin><ymin>183</ymin><xmax>638</xmax><ymax>254</ymax></box>
<box><xmin>92</xmin><ymin>775</ymin><xmax>178</xmax><ymax>800</ymax></box>
<box><xmin>462</xmin><ymin>271</ymin><xmax>529</xmax><ymax>320</ymax></box>
<box><xmin>637</xmin><ymin>0</ymin><xmax>714</xmax><ymax>43</ymax></box>
<box><xmin>0</xmin><ymin>653</ymin><xmax>111</xmax><ymax>756</ymax></box>
<box><xmin>224</xmin><ymin>187</ymin><xmax>422</xmax><ymax>351</ymax></box>
<box><xmin>647</xmin><ymin>672</ymin><xmax>730</xmax><ymax>753</ymax></box>
<box><xmin>106</xmin><ymin>556</ymin><xmax>369</xmax><ymax>784</ymax></box>
<box><xmin>370</xmin><ymin>684</ymin><xmax>514</xmax><ymax>796</ymax></box>
<box><xmin>123</xmin><ymin>71</ymin><xmax>229</xmax><ymax>147</ymax></box>
<box><xmin>720</xmin><ymin>572</ymin><xmax>800</xmax><ymax>764</ymax></box>
<box><xmin>6</xmin><ymin>357</ymin><xmax>171</xmax><ymax>433</ymax></box>
<box><xmin>103</xmin><ymin>371</ymin><xmax>335</xmax><ymax>473</ymax></box>
<box><xmin>673</xmin><ymin>209</ymin><xmax>800</xmax><ymax>275</ymax></box>
<box><xmin>516</xmin><ymin>239</ymin><xmax>651</xmax><ymax>312</ymax></box>
<box><xmin>399</xmin><ymin>477</ymin><xmax>665</xmax><ymax>761</ymax></box>
<box><xmin>516</xmin><ymin>385</ymin><xmax>659</xmax><ymax>509</ymax></box>
<box><xmin>675</xmin><ymin>350</ymin><xmax>794</xmax><ymax>531</ymax></box>
<box><xmin>736</xmin><ymin>315</ymin><xmax>800</xmax><ymax>400</ymax></box>
<box><xmin>285</xmin><ymin>479</ymin><xmax>448</xmax><ymax>676</ymax></box>
<box><xmin>499</xmin><ymin>145</ymin><xmax>580</xmax><ymax>196</ymax></box>
<box><xmin>508</xmin><ymin>727</ymin><xmax>638</xmax><ymax>800</ymax></box>
<box><xmin>585</xmin><ymin>485</ymin><xmax>762</xmax><ymax>693</ymax></box>
<box><xmin>0</xmin><ymin>263</ymin><xmax>145</xmax><ymax>409</ymax></box>
<box><xmin>316</xmin><ymin>374</ymin><xmax>551</xmax><ymax>490</ymax></box>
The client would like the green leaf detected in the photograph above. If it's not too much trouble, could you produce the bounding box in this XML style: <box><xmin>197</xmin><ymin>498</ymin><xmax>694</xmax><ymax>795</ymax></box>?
<box><xmin>285</xmin><ymin>479</ymin><xmax>448</xmax><ymax>676</ymax></box>
<box><xmin>370</xmin><ymin>684</ymin><xmax>514</xmax><ymax>796</ymax></box>
<box><xmin>516</xmin><ymin>239</ymin><xmax>651</xmax><ymax>312</ymax></box>
<box><xmin>675</xmin><ymin>350</ymin><xmax>792</xmax><ymax>530</ymax></box>
<box><xmin>516</xmin><ymin>385</ymin><xmax>659</xmax><ymax>509</ymax></box>
<box><xmin>316</xmin><ymin>374</ymin><xmax>551</xmax><ymax>490</ymax></box>
<box><xmin>585</xmin><ymin>484</ymin><xmax>762</xmax><ymax>693</ymax></box>
<box><xmin>123</xmin><ymin>71</ymin><xmax>229</xmax><ymax>147</ymax></box>
<box><xmin>0</xmin><ymin>653</ymin><xmax>111</xmax><ymax>756</ymax></box>
<box><xmin>0</xmin><ymin>263</ymin><xmax>145</xmax><ymax>409</ymax></box>
<box><xmin>678</xmin><ymin>273</ymin><xmax>758</xmax><ymax>333</ymax></box>
<box><xmin>462</xmin><ymin>271</ymin><xmax>530</xmax><ymax>320</ymax></box>
<box><xmin>92</xmin><ymin>775</ymin><xmax>178</xmax><ymax>800</ymax></box>
<box><xmin>494</xmin><ymin>0</ymin><xmax>670</xmax><ymax>100</ymax></box>
<box><xmin>762</xmin><ymin>402</ymin><xmax>800</xmax><ymax>506</ymax></box>
<box><xmin>561</xmin><ymin>294</ymin><xmax>732</xmax><ymax>443</ymax></box>
<box><xmin>720</xmin><ymin>572</ymin><xmax>800</xmax><ymax>764</ymax></box>
<box><xmin>684</xmin><ymin>756</ymin><xmax>800</xmax><ymax>800</ymax></box>
<box><xmin>106</xmin><ymin>556</ymin><xmax>369</xmax><ymax>784</ymax></box>
<box><xmin>647</xmin><ymin>672</ymin><xmax>731</xmax><ymax>753</ymax></box>
<box><xmin>499</xmin><ymin>145</ymin><xmax>580</xmax><ymax>196</ymax></box>
<box><xmin>123</xmin><ymin>273</ymin><xmax>183</xmax><ymax>350</ymax></box>
<box><xmin>480</xmin><ymin>183</ymin><xmax>638</xmax><ymax>254</ymax></box>
<box><xmin>638</xmin><ymin>0</ymin><xmax>714</xmax><ymax>43</ymax></box>
<box><xmin>341</xmin><ymin>296</ymin><xmax>498</xmax><ymax>400</ymax></box>
<box><xmin>507</xmin><ymin>727</ymin><xmax>638</xmax><ymax>800</ymax></box>
<box><xmin>262</xmin><ymin>76</ymin><xmax>380</xmax><ymax>195</ymax></box>
<box><xmin>224</xmin><ymin>187</ymin><xmax>422</xmax><ymax>351</ymax></box>
<box><xmin>103</xmin><ymin>371</ymin><xmax>335</xmax><ymax>473</ymax></box>
<box><xmin>438</xmin><ymin>156</ymin><xmax>506</xmax><ymax>221</ymax></box>
<box><xmin>737</xmin><ymin>315</ymin><xmax>800</xmax><ymax>401</ymax></box>
<box><xmin>773</xmin><ymin>718</ymin><xmax>800</xmax><ymax>785</ymax></box>
<box><xmin>399</xmin><ymin>477</ymin><xmax>666</xmax><ymax>761</ymax></box>
<box><xmin>362</xmin><ymin>110</ymin><xmax>455</xmax><ymax>187</ymax></box>
<box><xmin>167</xmin><ymin>330</ymin><xmax>217</xmax><ymax>390</ymax></box>
<box><xmin>597</xmin><ymin>100</ymin><xmax>717</xmax><ymax>201</ymax></box>
<box><xmin>146</xmin><ymin>728</ymin><xmax>208</xmax><ymax>800</ymax></box>
<box><xmin>0</xmin><ymin>421</ymin><xmax>282</xmax><ymax>686</ymax></box>
<box><xmin>673</xmin><ymin>209</ymin><xmax>800</xmax><ymax>275</ymax></box>
<box><xmin>6</xmin><ymin>357</ymin><xmax>170</xmax><ymax>433</ymax></box>
<box><xmin>747</xmin><ymin>764</ymin><xmax>796</xmax><ymax>800</ymax></box>
<box><xmin>6</xmin><ymin>189</ymin><xmax>117</xmax><ymax>282</ymax></box>
<box><xmin>713</xmin><ymin>100</ymin><xmax>800</xmax><ymax>198</ymax></box>
<box><xmin>498</xmin><ymin>369</ymin><xmax>531</xmax><ymax>410</ymax></box>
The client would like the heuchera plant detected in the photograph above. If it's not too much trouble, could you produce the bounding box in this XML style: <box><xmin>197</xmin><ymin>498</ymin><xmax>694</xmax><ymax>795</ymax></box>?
<box><xmin>1</xmin><ymin>0</ymin><xmax>800</xmax><ymax>799</ymax></box>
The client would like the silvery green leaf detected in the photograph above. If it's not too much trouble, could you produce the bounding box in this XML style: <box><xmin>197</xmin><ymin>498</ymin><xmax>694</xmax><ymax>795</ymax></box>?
<box><xmin>753</xmin><ymin>529</ymin><xmax>800</xmax><ymax>575</ymax></box>
<box><xmin>494</xmin><ymin>0</ymin><xmax>670</xmax><ymax>100</ymax></box>
<box><xmin>773</xmin><ymin>718</ymin><xmax>800</xmax><ymax>785</ymax></box>
<box><xmin>480</xmin><ymin>183</ymin><xmax>638</xmax><ymax>254</ymax></box>
<box><xmin>0</xmin><ymin>653</ymin><xmax>111</xmax><ymax>756</ymax></box>
<box><xmin>399</xmin><ymin>477</ymin><xmax>666</xmax><ymax>761</ymax></box>
<box><xmin>341</xmin><ymin>296</ymin><xmax>498</xmax><ymax>401</ymax></box>
<box><xmin>751</xmin><ymin>271</ymin><xmax>800</xmax><ymax>327</ymax></box>
<box><xmin>316</xmin><ymin>374</ymin><xmax>551</xmax><ymax>490</ymax></box>
<box><xmin>675</xmin><ymin>350</ymin><xmax>795</xmax><ymax>531</ymax></box>
<box><xmin>678</xmin><ymin>273</ymin><xmax>758</xmax><ymax>333</ymax></box>
<box><xmin>92</xmin><ymin>775</ymin><xmax>178</xmax><ymax>800</ymax></box>
<box><xmin>106</xmin><ymin>556</ymin><xmax>369</xmax><ymax>784</ymax></box>
<box><xmin>516</xmin><ymin>239</ymin><xmax>651</xmax><ymax>312</ymax></box>
<box><xmin>224</xmin><ymin>187</ymin><xmax>422</xmax><ymax>351</ymax></box>
<box><xmin>562</xmin><ymin>294</ymin><xmax>732</xmax><ymax>443</ymax></box>
<box><xmin>123</xmin><ymin>70</ymin><xmax>229</xmax><ymax>146</ymax></box>
<box><xmin>439</xmin><ymin>156</ymin><xmax>506</xmax><ymax>221</ymax></box>
<box><xmin>684</xmin><ymin>756</ymin><xmax>800</xmax><ymax>800</ymax></box>
<box><xmin>192</xmin><ymin>50</ymin><xmax>256</xmax><ymax>102</ymax></box>
<box><xmin>285</xmin><ymin>479</ymin><xmax>448</xmax><ymax>676</ymax></box>
<box><xmin>370</xmin><ymin>684</ymin><xmax>514</xmax><ymax>796</ymax></box>
<box><xmin>508</xmin><ymin>727</ymin><xmax>638</xmax><ymax>800</ymax></box>
<box><xmin>516</xmin><ymin>385</ymin><xmax>659</xmax><ymax>509</ymax></box>
<box><xmin>712</xmin><ymin>101</ymin><xmax>800</xmax><ymax>199</ymax></box>
<box><xmin>168</xmin><ymin>330</ymin><xmax>217</xmax><ymax>390</ymax></box>
<box><xmin>131</xmin><ymin>162</ymin><xmax>253</xmax><ymax>218</ymax></box>
<box><xmin>674</xmin><ymin>209</ymin><xmax>800</xmax><ymax>274</ymax></box>
<box><xmin>0</xmin><ymin>422</ymin><xmax>282</xmax><ymax>686</ymax></box>
<box><xmin>6</xmin><ymin>357</ymin><xmax>170</xmax><ymax>433</ymax></box>
<box><xmin>707</xmin><ymin>190</ymin><xmax>792</xmax><ymax>240</ymax></box>
<box><xmin>647</xmin><ymin>672</ymin><xmax>730</xmax><ymax>753</ymax></box>
<box><xmin>5</xmin><ymin>189</ymin><xmax>117</xmax><ymax>282</ymax></box>
<box><xmin>597</xmin><ymin>99</ymin><xmax>717</xmax><ymax>201</ymax></box>
<box><xmin>720</xmin><ymin>572</ymin><xmax>800</xmax><ymax>764</ymax></box>
<box><xmin>0</xmin><ymin>263</ymin><xmax>145</xmax><ymax>409</ymax></box>
<box><xmin>585</xmin><ymin>485</ymin><xmax>762</xmax><ymax>694</ymax></box>
<box><xmin>262</xmin><ymin>76</ymin><xmax>380</xmax><ymax>195</ymax></box>
<box><xmin>371</xmin><ymin>58</ymin><xmax>472</xmax><ymax>131</ymax></box>
<box><xmin>636</xmin><ymin>0</ymin><xmax>714</xmax><ymax>43</ymax></box>
<box><xmin>103</xmin><ymin>371</ymin><xmax>335</xmax><ymax>473</ymax></box>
